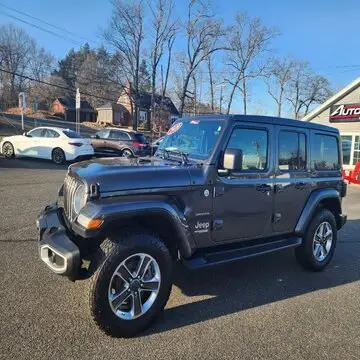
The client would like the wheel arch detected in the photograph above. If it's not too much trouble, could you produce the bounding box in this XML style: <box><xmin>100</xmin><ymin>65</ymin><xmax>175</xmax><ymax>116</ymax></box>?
<box><xmin>295</xmin><ymin>189</ymin><xmax>343</xmax><ymax>235</ymax></box>
<box><xmin>78</xmin><ymin>200</ymin><xmax>196</xmax><ymax>259</ymax></box>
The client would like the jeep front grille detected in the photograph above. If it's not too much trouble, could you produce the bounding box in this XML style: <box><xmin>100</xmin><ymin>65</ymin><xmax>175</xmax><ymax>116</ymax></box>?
<box><xmin>63</xmin><ymin>175</ymin><xmax>81</xmax><ymax>221</ymax></box>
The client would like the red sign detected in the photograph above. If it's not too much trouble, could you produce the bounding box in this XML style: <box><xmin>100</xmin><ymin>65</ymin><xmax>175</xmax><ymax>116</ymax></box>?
<box><xmin>330</xmin><ymin>104</ymin><xmax>360</xmax><ymax>123</ymax></box>
<box><xmin>167</xmin><ymin>122</ymin><xmax>183</xmax><ymax>135</ymax></box>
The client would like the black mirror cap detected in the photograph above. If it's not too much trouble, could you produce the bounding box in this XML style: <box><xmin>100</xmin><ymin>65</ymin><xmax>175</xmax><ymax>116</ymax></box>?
<box><xmin>223</xmin><ymin>148</ymin><xmax>243</xmax><ymax>171</ymax></box>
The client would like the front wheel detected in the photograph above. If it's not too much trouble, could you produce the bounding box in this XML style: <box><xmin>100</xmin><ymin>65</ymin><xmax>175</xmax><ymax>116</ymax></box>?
<box><xmin>88</xmin><ymin>232</ymin><xmax>173</xmax><ymax>337</ymax></box>
<box><xmin>295</xmin><ymin>209</ymin><xmax>337</xmax><ymax>271</ymax></box>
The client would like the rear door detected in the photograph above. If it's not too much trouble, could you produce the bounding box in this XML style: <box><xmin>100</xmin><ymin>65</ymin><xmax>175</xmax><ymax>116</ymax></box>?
<box><xmin>40</xmin><ymin>129</ymin><xmax>61</xmax><ymax>159</ymax></box>
<box><xmin>212</xmin><ymin>122</ymin><xmax>275</xmax><ymax>243</ymax></box>
<box><xmin>108</xmin><ymin>130</ymin><xmax>132</xmax><ymax>152</ymax></box>
<box><xmin>273</xmin><ymin>126</ymin><xmax>311</xmax><ymax>234</ymax></box>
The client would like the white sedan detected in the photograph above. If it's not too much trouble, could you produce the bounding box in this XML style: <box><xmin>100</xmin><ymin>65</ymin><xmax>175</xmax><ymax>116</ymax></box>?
<box><xmin>0</xmin><ymin>127</ymin><xmax>94</xmax><ymax>165</ymax></box>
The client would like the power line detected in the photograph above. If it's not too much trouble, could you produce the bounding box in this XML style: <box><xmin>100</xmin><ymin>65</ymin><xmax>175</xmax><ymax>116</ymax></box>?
<box><xmin>0</xmin><ymin>10</ymin><xmax>82</xmax><ymax>46</ymax></box>
<box><xmin>0</xmin><ymin>3</ymin><xmax>94</xmax><ymax>43</ymax></box>
<box><xmin>0</xmin><ymin>67</ymin><xmax>116</xmax><ymax>103</ymax></box>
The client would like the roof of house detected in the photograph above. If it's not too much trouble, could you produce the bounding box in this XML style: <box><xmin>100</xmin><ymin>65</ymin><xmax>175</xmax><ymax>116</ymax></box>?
<box><xmin>55</xmin><ymin>97</ymin><xmax>95</xmax><ymax>111</ymax></box>
<box><xmin>302</xmin><ymin>77</ymin><xmax>360</xmax><ymax>121</ymax></box>
<box><xmin>137</xmin><ymin>92</ymin><xmax>179</xmax><ymax>115</ymax></box>
<box><xmin>96</xmin><ymin>102</ymin><xmax>127</xmax><ymax>112</ymax></box>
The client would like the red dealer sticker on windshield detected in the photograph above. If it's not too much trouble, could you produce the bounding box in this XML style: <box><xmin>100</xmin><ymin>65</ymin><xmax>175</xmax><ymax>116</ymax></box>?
<box><xmin>167</xmin><ymin>122</ymin><xmax>183</xmax><ymax>135</ymax></box>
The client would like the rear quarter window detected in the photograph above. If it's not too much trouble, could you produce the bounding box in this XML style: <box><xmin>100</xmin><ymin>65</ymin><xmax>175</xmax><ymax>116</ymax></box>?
<box><xmin>313</xmin><ymin>134</ymin><xmax>340</xmax><ymax>170</ymax></box>
<box><xmin>63</xmin><ymin>130</ymin><xmax>83</xmax><ymax>139</ymax></box>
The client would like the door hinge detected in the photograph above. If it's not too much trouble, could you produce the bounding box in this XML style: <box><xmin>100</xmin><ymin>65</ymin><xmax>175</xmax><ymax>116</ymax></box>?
<box><xmin>273</xmin><ymin>213</ymin><xmax>282</xmax><ymax>223</ymax></box>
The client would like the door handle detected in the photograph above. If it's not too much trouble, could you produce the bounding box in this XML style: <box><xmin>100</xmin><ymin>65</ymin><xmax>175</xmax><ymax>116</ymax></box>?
<box><xmin>256</xmin><ymin>184</ymin><xmax>271</xmax><ymax>193</ymax></box>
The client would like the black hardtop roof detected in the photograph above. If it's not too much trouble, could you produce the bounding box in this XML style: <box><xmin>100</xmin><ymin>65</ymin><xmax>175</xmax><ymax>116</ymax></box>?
<box><xmin>179</xmin><ymin>114</ymin><xmax>339</xmax><ymax>133</ymax></box>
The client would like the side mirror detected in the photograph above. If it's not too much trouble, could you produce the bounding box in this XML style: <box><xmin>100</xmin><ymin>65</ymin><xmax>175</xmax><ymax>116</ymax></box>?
<box><xmin>222</xmin><ymin>148</ymin><xmax>243</xmax><ymax>171</ymax></box>
<box><xmin>23</xmin><ymin>132</ymin><xmax>31</xmax><ymax>137</ymax></box>
<box><xmin>91</xmin><ymin>134</ymin><xmax>99</xmax><ymax>139</ymax></box>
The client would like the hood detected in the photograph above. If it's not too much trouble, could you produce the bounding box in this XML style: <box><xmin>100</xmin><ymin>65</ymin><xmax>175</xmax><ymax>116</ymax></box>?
<box><xmin>68</xmin><ymin>157</ymin><xmax>193</xmax><ymax>194</ymax></box>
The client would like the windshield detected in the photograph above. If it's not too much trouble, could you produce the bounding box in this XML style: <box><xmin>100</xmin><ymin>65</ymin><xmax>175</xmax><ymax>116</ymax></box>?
<box><xmin>158</xmin><ymin>119</ymin><xmax>225</xmax><ymax>160</ymax></box>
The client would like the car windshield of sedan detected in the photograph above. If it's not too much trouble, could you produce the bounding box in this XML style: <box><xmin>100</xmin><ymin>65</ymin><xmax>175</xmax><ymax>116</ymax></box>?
<box><xmin>158</xmin><ymin>119</ymin><xmax>225</xmax><ymax>160</ymax></box>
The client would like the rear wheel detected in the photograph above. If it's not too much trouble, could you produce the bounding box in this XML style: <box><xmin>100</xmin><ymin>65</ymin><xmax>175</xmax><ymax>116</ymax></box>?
<box><xmin>295</xmin><ymin>209</ymin><xmax>337</xmax><ymax>271</ymax></box>
<box><xmin>51</xmin><ymin>148</ymin><xmax>65</xmax><ymax>165</ymax></box>
<box><xmin>2</xmin><ymin>142</ymin><xmax>14</xmax><ymax>158</ymax></box>
<box><xmin>121</xmin><ymin>149</ymin><xmax>134</xmax><ymax>158</ymax></box>
<box><xmin>88</xmin><ymin>232</ymin><xmax>173</xmax><ymax>337</ymax></box>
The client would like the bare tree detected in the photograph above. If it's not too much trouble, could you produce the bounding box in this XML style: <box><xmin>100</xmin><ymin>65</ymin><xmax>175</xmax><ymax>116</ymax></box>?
<box><xmin>31</xmin><ymin>75</ymin><xmax>69</xmax><ymax>109</ymax></box>
<box><xmin>285</xmin><ymin>61</ymin><xmax>331</xmax><ymax>119</ymax></box>
<box><xmin>207</xmin><ymin>54</ymin><xmax>215</xmax><ymax>113</ymax></box>
<box><xmin>104</xmin><ymin>0</ymin><xmax>145</xmax><ymax>130</ymax></box>
<box><xmin>161</xmin><ymin>30</ymin><xmax>176</xmax><ymax>99</ymax></box>
<box><xmin>176</xmin><ymin>0</ymin><xmax>224</xmax><ymax>117</ymax></box>
<box><xmin>225</xmin><ymin>13</ymin><xmax>278</xmax><ymax>114</ymax></box>
<box><xmin>148</xmin><ymin>0</ymin><xmax>177</xmax><ymax>129</ymax></box>
<box><xmin>266</xmin><ymin>57</ymin><xmax>294</xmax><ymax>117</ymax></box>
<box><xmin>0</xmin><ymin>24</ymin><xmax>35</xmax><ymax>106</ymax></box>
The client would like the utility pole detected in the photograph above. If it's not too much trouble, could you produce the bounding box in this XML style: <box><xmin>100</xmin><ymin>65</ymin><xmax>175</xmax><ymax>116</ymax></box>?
<box><xmin>76</xmin><ymin>88</ymin><xmax>80</xmax><ymax>134</ymax></box>
<box><xmin>18</xmin><ymin>92</ymin><xmax>26</xmax><ymax>130</ymax></box>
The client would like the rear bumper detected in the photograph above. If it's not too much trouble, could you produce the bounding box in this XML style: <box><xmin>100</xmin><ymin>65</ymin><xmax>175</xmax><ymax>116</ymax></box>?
<box><xmin>338</xmin><ymin>213</ymin><xmax>347</xmax><ymax>230</ymax></box>
<box><xmin>37</xmin><ymin>204</ymin><xmax>81</xmax><ymax>277</ymax></box>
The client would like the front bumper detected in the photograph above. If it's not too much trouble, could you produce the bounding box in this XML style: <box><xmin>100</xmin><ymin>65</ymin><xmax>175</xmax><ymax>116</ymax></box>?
<box><xmin>37</xmin><ymin>204</ymin><xmax>81</xmax><ymax>277</ymax></box>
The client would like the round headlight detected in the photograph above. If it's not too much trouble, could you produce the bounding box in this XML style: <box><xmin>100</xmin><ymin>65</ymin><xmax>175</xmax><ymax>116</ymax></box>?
<box><xmin>74</xmin><ymin>185</ymin><xmax>86</xmax><ymax>214</ymax></box>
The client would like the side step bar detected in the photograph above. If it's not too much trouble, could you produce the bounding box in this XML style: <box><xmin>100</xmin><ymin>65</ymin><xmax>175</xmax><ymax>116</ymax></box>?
<box><xmin>183</xmin><ymin>237</ymin><xmax>302</xmax><ymax>269</ymax></box>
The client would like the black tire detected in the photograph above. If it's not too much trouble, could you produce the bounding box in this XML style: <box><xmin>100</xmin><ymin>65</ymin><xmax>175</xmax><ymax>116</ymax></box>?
<box><xmin>88</xmin><ymin>232</ymin><xmax>173</xmax><ymax>338</ymax></box>
<box><xmin>2</xmin><ymin>141</ymin><xmax>14</xmax><ymax>158</ymax></box>
<box><xmin>51</xmin><ymin>147</ymin><xmax>65</xmax><ymax>165</ymax></box>
<box><xmin>121</xmin><ymin>148</ymin><xmax>134</xmax><ymax>158</ymax></box>
<box><xmin>295</xmin><ymin>209</ymin><xmax>337</xmax><ymax>271</ymax></box>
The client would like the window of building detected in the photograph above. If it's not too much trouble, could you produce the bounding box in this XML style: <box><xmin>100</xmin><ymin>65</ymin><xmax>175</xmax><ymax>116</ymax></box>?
<box><xmin>341</xmin><ymin>135</ymin><xmax>352</xmax><ymax>165</ymax></box>
<box><xmin>227</xmin><ymin>128</ymin><xmax>268</xmax><ymax>171</ymax></box>
<box><xmin>353</xmin><ymin>136</ymin><xmax>360</xmax><ymax>165</ymax></box>
<box><xmin>313</xmin><ymin>134</ymin><xmax>340</xmax><ymax>170</ymax></box>
<box><xmin>139</xmin><ymin>110</ymin><xmax>147</xmax><ymax>122</ymax></box>
<box><xmin>279</xmin><ymin>131</ymin><xmax>306</xmax><ymax>171</ymax></box>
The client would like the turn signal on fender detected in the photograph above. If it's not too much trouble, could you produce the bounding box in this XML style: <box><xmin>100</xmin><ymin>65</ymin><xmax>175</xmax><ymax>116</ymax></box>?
<box><xmin>77</xmin><ymin>214</ymin><xmax>103</xmax><ymax>229</ymax></box>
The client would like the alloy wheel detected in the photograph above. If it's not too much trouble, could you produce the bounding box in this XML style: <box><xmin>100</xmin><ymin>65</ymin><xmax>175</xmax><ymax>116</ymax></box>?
<box><xmin>52</xmin><ymin>149</ymin><xmax>64</xmax><ymax>164</ymax></box>
<box><xmin>122</xmin><ymin>150</ymin><xmax>133</xmax><ymax>158</ymax></box>
<box><xmin>108</xmin><ymin>253</ymin><xmax>161</xmax><ymax>320</ymax></box>
<box><xmin>313</xmin><ymin>221</ymin><xmax>333</xmax><ymax>261</ymax></box>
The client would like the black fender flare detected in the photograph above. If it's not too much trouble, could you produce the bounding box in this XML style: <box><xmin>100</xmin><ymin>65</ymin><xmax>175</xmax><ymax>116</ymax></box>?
<box><xmin>73</xmin><ymin>199</ymin><xmax>196</xmax><ymax>258</ymax></box>
<box><xmin>294</xmin><ymin>189</ymin><xmax>342</xmax><ymax>235</ymax></box>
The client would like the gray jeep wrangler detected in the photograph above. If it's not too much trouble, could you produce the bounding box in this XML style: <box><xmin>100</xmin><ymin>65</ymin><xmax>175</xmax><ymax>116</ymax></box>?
<box><xmin>37</xmin><ymin>115</ymin><xmax>347</xmax><ymax>337</ymax></box>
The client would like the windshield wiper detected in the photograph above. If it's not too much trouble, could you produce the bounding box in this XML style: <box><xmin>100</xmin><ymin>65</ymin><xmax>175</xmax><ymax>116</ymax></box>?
<box><xmin>156</xmin><ymin>148</ymin><xmax>170</xmax><ymax>160</ymax></box>
<box><xmin>166</xmin><ymin>149</ymin><xmax>189</xmax><ymax>165</ymax></box>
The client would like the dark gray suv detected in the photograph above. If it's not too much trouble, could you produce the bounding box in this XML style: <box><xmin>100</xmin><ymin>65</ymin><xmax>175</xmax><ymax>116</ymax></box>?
<box><xmin>91</xmin><ymin>128</ymin><xmax>151</xmax><ymax>157</ymax></box>
<box><xmin>37</xmin><ymin>115</ymin><xmax>347</xmax><ymax>337</ymax></box>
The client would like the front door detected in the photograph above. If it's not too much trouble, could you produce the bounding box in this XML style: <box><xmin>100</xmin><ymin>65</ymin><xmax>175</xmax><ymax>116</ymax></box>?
<box><xmin>92</xmin><ymin>129</ymin><xmax>110</xmax><ymax>154</ymax></box>
<box><xmin>273</xmin><ymin>126</ymin><xmax>311</xmax><ymax>234</ymax></box>
<box><xmin>212</xmin><ymin>123</ymin><xmax>275</xmax><ymax>243</ymax></box>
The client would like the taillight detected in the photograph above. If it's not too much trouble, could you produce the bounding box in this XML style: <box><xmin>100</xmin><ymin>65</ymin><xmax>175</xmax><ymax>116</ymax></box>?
<box><xmin>68</xmin><ymin>142</ymin><xmax>83</xmax><ymax>147</ymax></box>
<box><xmin>133</xmin><ymin>141</ymin><xmax>147</xmax><ymax>148</ymax></box>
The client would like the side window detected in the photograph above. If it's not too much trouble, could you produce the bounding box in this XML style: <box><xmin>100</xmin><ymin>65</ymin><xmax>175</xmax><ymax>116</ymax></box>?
<box><xmin>109</xmin><ymin>130</ymin><xmax>130</xmax><ymax>140</ymax></box>
<box><xmin>313</xmin><ymin>134</ymin><xmax>340</xmax><ymax>170</ymax></box>
<box><xmin>43</xmin><ymin>129</ymin><xmax>60</xmax><ymax>138</ymax></box>
<box><xmin>97</xmin><ymin>130</ymin><xmax>110</xmax><ymax>139</ymax></box>
<box><xmin>278</xmin><ymin>131</ymin><xmax>306</xmax><ymax>171</ymax></box>
<box><xmin>226</xmin><ymin>128</ymin><xmax>268</xmax><ymax>171</ymax></box>
<box><xmin>28</xmin><ymin>128</ymin><xmax>43</xmax><ymax>137</ymax></box>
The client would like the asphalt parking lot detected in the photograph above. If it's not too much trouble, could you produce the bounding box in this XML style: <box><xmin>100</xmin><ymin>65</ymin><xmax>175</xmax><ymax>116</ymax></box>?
<box><xmin>0</xmin><ymin>156</ymin><xmax>360</xmax><ymax>360</ymax></box>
